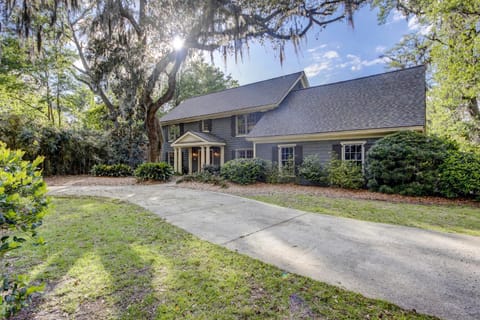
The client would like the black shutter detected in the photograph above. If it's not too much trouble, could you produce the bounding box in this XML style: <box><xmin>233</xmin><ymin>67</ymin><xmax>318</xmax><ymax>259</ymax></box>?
<box><xmin>332</xmin><ymin>144</ymin><xmax>342</xmax><ymax>159</ymax></box>
<box><xmin>272</xmin><ymin>146</ymin><xmax>277</xmax><ymax>163</ymax></box>
<box><xmin>231</xmin><ymin>116</ymin><xmax>236</xmax><ymax>136</ymax></box>
<box><xmin>231</xmin><ymin>150</ymin><xmax>236</xmax><ymax>160</ymax></box>
<box><xmin>207</xmin><ymin>119</ymin><xmax>212</xmax><ymax>131</ymax></box>
<box><xmin>295</xmin><ymin>145</ymin><xmax>303</xmax><ymax>167</ymax></box>
<box><xmin>198</xmin><ymin>121</ymin><xmax>202</xmax><ymax>131</ymax></box>
<box><xmin>364</xmin><ymin>142</ymin><xmax>375</xmax><ymax>162</ymax></box>
<box><xmin>179</xmin><ymin>123</ymin><xmax>184</xmax><ymax>135</ymax></box>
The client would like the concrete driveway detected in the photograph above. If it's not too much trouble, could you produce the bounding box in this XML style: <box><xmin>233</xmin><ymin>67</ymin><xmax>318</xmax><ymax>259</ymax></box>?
<box><xmin>49</xmin><ymin>184</ymin><xmax>480</xmax><ymax>320</ymax></box>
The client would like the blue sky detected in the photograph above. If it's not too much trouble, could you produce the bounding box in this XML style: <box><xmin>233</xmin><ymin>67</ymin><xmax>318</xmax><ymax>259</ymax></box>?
<box><xmin>209</xmin><ymin>6</ymin><xmax>424</xmax><ymax>86</ymax></box>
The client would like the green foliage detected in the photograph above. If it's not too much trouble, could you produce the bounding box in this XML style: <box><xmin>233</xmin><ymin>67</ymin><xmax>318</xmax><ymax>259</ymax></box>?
<box><xmin>299</xmin><ymin>155</ymin><xmax>328</xmax><ymax>186</ymax></box>
<box><xmin>438</xmin><ymin>151</ymin><xmax>480</xmax><ymax>199</ymax></box>
<box><xmin>0</xmin><ymin>142</ymin><xmax>48</xmax><ymax>318</ymax></box>
<box><xmin>375</xmin><ymin>0</ymin><xmax>480</xmax><ymax>148</ymax></box>
<box><xmin>0</xmin><ymin>112</ymin><xmax>109</xmax><ymax>176</ymax></box>
<box><xmin>176</xmin><ymin>171</ymin><xmax>227</xmax><ymax>188</ymax></box>
<box><xmin>134</xmin><ymin>162</ymin><xmax>174</xmax><ymax>181</ymax></box>
<box><xmin>365</xmin><ymin>131</ymin><xmax>457</xmax><ymax>196</ymax></box>
<box><xmin>326</xmin><ymin>157</ymin><xmax>364</xmax><ymax>190</ymax></box>
<box><xmin>220</xmin><ymin>158</ymin><xmax>269</xmax><ymax>185</ymax></box>
<box><xmin>91</xmin><ymin>164</ymin><xmax>132</xmax><ymax>177</ymax></box>
<box><xmin>202</xmin><ymin>164</ymin><xmax>221</xmax><ymax>175</ymax></box>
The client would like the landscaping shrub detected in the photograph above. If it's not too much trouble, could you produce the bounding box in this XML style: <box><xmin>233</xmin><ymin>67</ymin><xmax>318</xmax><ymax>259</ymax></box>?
<box><xmin>91</xmin><ymin>164</ymin><xmax>133</xmax><ymax>177</ymax></box>
<box><xmin>0</xmin><ymin>142</ymin><xmax>47</xmax><ymax>317</ymax></box>
<box><xmin>438</xmin><ymin>151</ymin><xmax>480</xmax><ymax>199</ymax></box>
<box><xmin>365</xmin><ymin>131</ymin><xmax>457</xmax><ymax>196</ymax></box>
<box><xmin>220</xmin><ymin>158</ymin><xmax>268</xmax><ymax>184</ymax></box>
<box><xmin>202</xmin><ymin>164</ymin><xmax>221</xmax><ymax>175</ymax></box>
<box><xmin>134</xmin><ymin>162</ymin><xmax>174</xmax><ymax>181</ymax></box>
<box><xmin>299</xmin><ymin>154</ymin><xmax>328</xmax><ymax>186</ymax></box>
<box><xmin>326</xmin><ymin>157</ymin><xmax>364</xmax><ymax>189</ymax></box>
<box><xmin>176</xmin><ymin>171</ymin><xmax>227</xmax><ymax>188</ymax></box>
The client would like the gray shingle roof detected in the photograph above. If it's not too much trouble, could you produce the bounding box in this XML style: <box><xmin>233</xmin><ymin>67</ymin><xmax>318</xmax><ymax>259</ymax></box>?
<box><xmin>188</xmin><ymin>131</ymin><xmax>225</xmax><ymax>143</ymax></box>
<box><xmin>247</xmin><ymin>66</ymin><xmax>426</xmax><ymax>138</ymax></box>
<box><xmin>160</xmin><ymin>71</ymin><xmax>304</xmax><ymax>123</ymax></box>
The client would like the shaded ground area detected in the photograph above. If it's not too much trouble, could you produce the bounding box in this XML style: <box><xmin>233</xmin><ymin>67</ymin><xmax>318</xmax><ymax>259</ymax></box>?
<box><xmin>7</xmin><ymin>197</ymin><xmax>436</xmax><ymax>320</ymax></box>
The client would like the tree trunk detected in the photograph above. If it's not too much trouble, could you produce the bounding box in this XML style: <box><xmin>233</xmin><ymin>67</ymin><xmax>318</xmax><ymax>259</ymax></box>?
<box><xmin>146</xmin><ymin>107</ymin><xmax>162</xmax><ymax>162</ymax></box>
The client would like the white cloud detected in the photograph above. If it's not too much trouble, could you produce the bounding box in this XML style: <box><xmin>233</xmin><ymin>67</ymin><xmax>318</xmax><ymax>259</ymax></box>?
<box><xmin>391</xmin><ymin>9</ymin><xmax>405</xmax><ymax>22</ymax></box>
<box><xmin>338</xmin><ymin>54</ymin><xmax>389</xmax><ymax>71</ymax></box>
<box><xmin>375</xmin><ymin>45</ymin><xmax>386</xmax><ymax>53</ymax></box>
<box><xmin>407</xmin><ymin>17</ymin><xmax>432</xmax><ymax>35</ymax></box>
<box><xmin>323</xmin><ymin>50</ymin><xmax>339</xmax><ymax>59</ymax></box>
<box><xmin>306</xmin><ymin>44</ymin><xmax>327</xmax><ymax>53</ymax></box>
<box><xmin>305</xmin><ymin>61</ymin><xmax>331</xmax><ymax>77</ymax></box>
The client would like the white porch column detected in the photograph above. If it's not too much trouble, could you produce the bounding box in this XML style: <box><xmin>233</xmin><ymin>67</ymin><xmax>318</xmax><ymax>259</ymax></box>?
<box><xmin>200</xmin><ymin>146</ymin><xmax>205</xmax><ymax>170</ymax></box>
<box><xmin>206</xmin><ymin>146</ymin><xmax>211</xmax><ymax>166</ymax></box>
<box><xmin>173</xmin><ymin>148</ymin><xmax>178</xmax><ymax>172</ymax></box>
<box><xmin>188</xmin><ymin>147</ymin><xmax>193</xmax><ymax>174</ymax></box>
<box><xmin>253</xmin><ymin>142</ymin><xmax>256</xmax><ymax>158</ymax></box>
<box><xmin>220</xmin><ymin>146</ymin><xmax>225</xmax><ymax>165</ymax></box>
<box><xmin>177</xmin><ymin>148</ymin><xmax>182</xmax><ymax>173</ymax></box>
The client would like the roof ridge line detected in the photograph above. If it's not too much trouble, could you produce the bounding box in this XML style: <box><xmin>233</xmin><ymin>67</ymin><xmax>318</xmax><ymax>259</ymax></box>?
<box><xmin>292</xmin><ymin>65</ymin><xmax>425</xmax><ymax>92</ymax></box>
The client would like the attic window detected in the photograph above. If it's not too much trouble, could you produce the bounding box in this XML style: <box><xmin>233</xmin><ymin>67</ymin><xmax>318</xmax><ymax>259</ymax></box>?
<box><xmin>236</xmin><ymin>113</ymin><xmax>257</xmax><ymax>136</ymax></box>
<box><xmin>168</xmin><ymin>125</ymin><xmax>180</xmax><ymax>142</ymax></box>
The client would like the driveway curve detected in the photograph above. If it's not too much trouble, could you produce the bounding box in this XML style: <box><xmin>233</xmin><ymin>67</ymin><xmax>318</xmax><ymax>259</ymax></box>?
<box><xmin>49</xmin><ymin>184</ymin><xmax>480</xmax><ymax>320</ymax></box>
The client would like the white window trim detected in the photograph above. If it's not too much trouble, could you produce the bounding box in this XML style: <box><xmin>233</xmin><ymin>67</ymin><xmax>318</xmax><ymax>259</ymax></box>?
<box><xmin>278</xmin><ymin>144</ymin><xmax>296</xmax><ymax>175</ymax></box>
<box><xmin>235</xmin><ymin>148</ymin><xmax>254</xmax><ymax>159</ymax></box>
<box><xmin>235</xmin><ymin>114</ymin><xmax>257</xmax><ymax>137</ymax></box>
<box><xmin>340</xmin><ymin>141</ymin><xmax>366</xmax><ymax>165</ymax></box>
<box><xmin>201</xmin><ymin>120</ymin><xmax>210</xmax><ymax>132</ymax></box>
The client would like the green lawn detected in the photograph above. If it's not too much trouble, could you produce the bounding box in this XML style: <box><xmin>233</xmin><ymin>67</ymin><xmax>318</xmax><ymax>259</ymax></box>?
<box><xmin>250</xmin><ymin>194</ymin><xmax>480</xmax><ymax>236</ymax></box>
<box><xmin>4</xmin><ymin>197</ymin><xmax>437</xmax><ymax>319</ymax></box>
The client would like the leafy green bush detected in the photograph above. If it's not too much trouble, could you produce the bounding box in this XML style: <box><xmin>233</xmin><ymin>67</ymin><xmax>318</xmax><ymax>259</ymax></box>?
<box><xmin>91</xmin><ymin>164</ymin><xmax>132</xmax><ymax>177</ymax></box>
<box><xmin>365</xmin><ymin>131</ymin><xmax>457</xmax><ymax>196</ymax></box>
<box><xmin>299</xmin><ymin>155</ymin><xmax>328</xmax><ymax>186</ymax></box>
<box><xmin>326</xmin><ymin>157</ymin><xmax>364</xmax><ymax>189</ymax></box>
<box><xmin>134</xmin><ymin>162</ymin><xmax>174</xmax><ymax>181</ymax></box>
<box><xmin>202</xmin><ymin>164</ymin><xmax>220</xmax><ymax>175</ymax></box>
<box><xmin>220</xmin><ymin>158</ymin><xmax>268</xmax><ymax>185</ymax></box>
<box><xmin>176</xmin><ymin>171</ymin><xmax>227</xmax><ymax>188</ymax></box>
<box><xmin>438</xmin><ymin>151</ymin><xmax>480</xmax><ymax>199</ymax></box>
<box><xmin>0</xmin><ymin>142</ymin><xmax>47</xmax><ymax>317</ymax></box>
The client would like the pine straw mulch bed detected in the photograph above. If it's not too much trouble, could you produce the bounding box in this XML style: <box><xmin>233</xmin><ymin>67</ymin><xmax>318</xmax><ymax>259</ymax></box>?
<box><xmin>44</xmin><ymin>175</ymin><xmax>479</xmax><ymax>208</ymax></box>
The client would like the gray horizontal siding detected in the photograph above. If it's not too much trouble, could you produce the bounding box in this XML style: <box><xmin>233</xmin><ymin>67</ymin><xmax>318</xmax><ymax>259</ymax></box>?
<box><xmin>256</xmin><ymin>138</ymin><xmax>379</xmax><ymax>165</ymax></box>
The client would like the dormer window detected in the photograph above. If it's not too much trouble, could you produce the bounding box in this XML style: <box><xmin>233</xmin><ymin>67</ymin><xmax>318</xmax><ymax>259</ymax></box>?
<box><xmin>202</xmin><ymin>119</ymin><xmax>212</xmax><ymax>132</ymax></box>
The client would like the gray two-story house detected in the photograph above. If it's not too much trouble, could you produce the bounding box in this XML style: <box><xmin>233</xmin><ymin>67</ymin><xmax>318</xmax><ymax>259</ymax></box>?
<box><xmin>160</xmin><ymin>65</ymin><xmax>426</xmax><ymax>174</ymax></box>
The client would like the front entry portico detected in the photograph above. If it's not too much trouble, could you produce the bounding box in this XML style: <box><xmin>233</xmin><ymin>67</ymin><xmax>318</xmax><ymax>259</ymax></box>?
<box><xmin>171</xmin><ymin>131</ymin><xmax>225</xmax><ymax>174</ymax></box>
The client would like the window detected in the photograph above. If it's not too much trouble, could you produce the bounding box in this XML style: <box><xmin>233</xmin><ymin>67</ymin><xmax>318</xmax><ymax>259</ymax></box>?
<box><xmin>202</xmin><ymin>119</ymin><xmax>212</xmax><ymax>132</ymax></box>
<box><xmin>236</xmin><ymin>113</ymin><xmax>257</xmax><ymax>136</ymax></box>
<box><xmin>235</xmin><ymin>149</ymin><xmax>254</xmax><ymax>159</ymax></box>
<box><xmin>278</xmin><ymin>145</ymin><xmax>295</xmax><ymax>176</ymax></box>
<box><xmin>341</xmin><ymin>141</ymin><xmax>366</xmax><ymax>166</ymax></box>
<box><xmin>168</xmin><ymin>125</ymin><xmax>180</xmax><ymax>142</ymax></box>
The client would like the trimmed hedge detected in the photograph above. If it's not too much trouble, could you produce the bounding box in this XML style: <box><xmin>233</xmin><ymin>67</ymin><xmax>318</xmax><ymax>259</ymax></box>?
<box><xmin>134</xmin><ymin>162</ymin><xmax>174</xmax><ymax>181</ymax></box>
<box><xmin>365</xmin><ymin>131</ymin><xmax>457</xmax><ymax>196</ymax></box>
<box><xmin>220</xmin><ymin>158</ymin><xmax>268</xmax><ymax>185</ymax></box>
<box><xmin>327</xmin><ymin>158</ymin><xmax>364</xmax><ymax>189</ymax></box>
<box><xmin>438</xmin><ymin>151</ymin><xmax>480</xmax><ymax>199</ymax></box>
<box><xmin>91</xmin><ymin>164</ymin><xmax>132</xmax><ymax>177</ymax></box>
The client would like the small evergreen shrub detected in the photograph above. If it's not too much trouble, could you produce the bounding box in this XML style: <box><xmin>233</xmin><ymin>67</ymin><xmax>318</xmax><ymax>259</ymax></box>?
<box><xmin>176</xmin><ymin>171</ymin><xmax>227</xmax><ymax>188</ymax></box>
<box><xmin>91</xmin><ymin>164</ymin><xmax>132</xmax><ymax>177</ymax></box>
<box><xmin>220</xmin><ymin>158</ymin><xmax>268</xmax><ymax>184</ymax></box>
<box><xmin>202</xmin><ymin>164</ymin><xmax>220</xmax><ymax>175</ymax></box>
<box><xmin>326</xmin><ymin>157</ymin><xmax>364</xmax><ymax>189</ymax></box>
<box><xmin>298</xmin><ymin>154</ymin><xmax>328</xmax><ymax>186</ymax></box>
<box><xmin>438</xmin><ymin>151</ymin><xmax>480</xmax><ymax>199</ymax></box>
<box><xmin>365</xmin><ymin>131</ymin><xmax>457</xmax><ymax>196</ymax></box>
<box><xmin>134</xmin><ymin>162</ymin><xmax>174</xmax><ymax>181</ymax></box>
